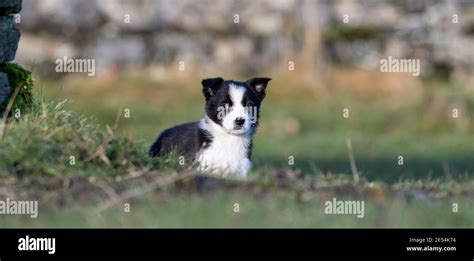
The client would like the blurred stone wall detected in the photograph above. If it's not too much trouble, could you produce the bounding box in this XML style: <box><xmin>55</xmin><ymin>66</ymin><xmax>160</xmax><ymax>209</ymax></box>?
<box><xmin>0</xmin><ymin>0</ymin><xmax>21</xmax><ymax>111</ymax></box>
<box><xmin>15</xmin><ymin>0</ymin><xmax>474</xmax><ymax>79</ymax></box>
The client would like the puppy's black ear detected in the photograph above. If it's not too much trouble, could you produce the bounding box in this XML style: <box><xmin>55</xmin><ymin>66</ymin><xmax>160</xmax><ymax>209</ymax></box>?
<box><xmin>202</xmin><ymin>77</ymin><xmax>224</xmax><ymax>100</ymax></box>
<box><xmin>247</xmin><ymin>77</ymin><xmax>271</xmax><ymax>100</ymax></box>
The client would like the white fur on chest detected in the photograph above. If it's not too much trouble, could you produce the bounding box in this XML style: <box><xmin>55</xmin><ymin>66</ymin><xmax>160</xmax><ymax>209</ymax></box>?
<box><xmin>197</xmin><ymin>119</ymin><xmax>252</xmax><ymax>177</ymax></box>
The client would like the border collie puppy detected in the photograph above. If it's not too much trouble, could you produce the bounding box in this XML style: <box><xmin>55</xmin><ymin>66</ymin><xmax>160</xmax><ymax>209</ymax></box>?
<box><xmin>149</xmin><ymin>77</ymin><xmax>271</xmax><ymax>177</ymax></box>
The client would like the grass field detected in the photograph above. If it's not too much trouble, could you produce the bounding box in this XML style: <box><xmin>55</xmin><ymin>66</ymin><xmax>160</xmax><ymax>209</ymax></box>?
<box><xmin>1</xmin><ymin>69</ymin><xmax>473</xmax><ymax>227</ymax></box>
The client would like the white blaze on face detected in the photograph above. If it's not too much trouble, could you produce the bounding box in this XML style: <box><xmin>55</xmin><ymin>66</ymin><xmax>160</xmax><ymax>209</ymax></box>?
<box><xmin>222</xmin><ymin>84</ymin><xmax>252</xmax><ymax>135</ymax></box>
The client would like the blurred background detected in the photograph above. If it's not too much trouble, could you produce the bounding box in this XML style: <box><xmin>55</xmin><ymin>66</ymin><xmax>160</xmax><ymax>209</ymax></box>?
<box><xmin>15</xmin><ymin>0</ymin><xmax>474</xmax><ymax>181</ymax></box>
<box><xmin>17</xmin><ymin>0</ymin><xmax>474</xmax><ymax>78</ymax></box>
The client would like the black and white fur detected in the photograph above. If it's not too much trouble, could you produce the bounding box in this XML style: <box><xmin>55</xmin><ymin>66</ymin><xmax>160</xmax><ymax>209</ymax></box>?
<box><xmin>149</xmin><ymin>77</ymin><xmax>271</xmax><ymax>177</ymax></box>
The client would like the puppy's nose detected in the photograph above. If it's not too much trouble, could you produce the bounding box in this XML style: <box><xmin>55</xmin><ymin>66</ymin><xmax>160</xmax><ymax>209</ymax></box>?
<box><xmin>234</xmin><ymin>118</ymin><xmax>245</xmax><ymax>127</ymax></box>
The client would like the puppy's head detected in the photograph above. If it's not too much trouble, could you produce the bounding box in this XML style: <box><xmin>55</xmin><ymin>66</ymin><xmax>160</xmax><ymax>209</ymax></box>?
<box><xmin>202</xmin><ymin>77</ymin><xmax>271</xmax><ymax>135</ymax></box>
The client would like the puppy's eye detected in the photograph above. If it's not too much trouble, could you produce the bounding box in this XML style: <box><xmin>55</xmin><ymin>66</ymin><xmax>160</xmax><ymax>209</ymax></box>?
<box><xmin>221</xmin><ymin>103</ymin><xmax>233</xmax><ymax>111</ymax></box>
<box><xmin>246</xmin><ymin>101</ymin><xmax>254</xmax><ymax>107</ymax></box>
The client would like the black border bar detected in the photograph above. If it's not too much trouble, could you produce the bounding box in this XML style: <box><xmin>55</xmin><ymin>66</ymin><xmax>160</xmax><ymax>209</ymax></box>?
<box><xmin>0</xmin><ymin>229</ymin><xmax>472</xmax><ymax>259</ymax></box>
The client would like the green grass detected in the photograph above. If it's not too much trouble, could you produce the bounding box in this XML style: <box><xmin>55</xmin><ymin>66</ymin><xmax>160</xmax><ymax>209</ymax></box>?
<box><xmin>2</xmin><ymin>196</ymin><xmax>473</xmax><ymax>228</ymax></box>
<box><xmin>1</xmin><ymin>73</ymin><xmax>474</xmax><ymax>228</ymax></box>
<box><xmin>37</xmin><ymin>74</ymin><xmax>474</xmax><ymax>181</ymax></box>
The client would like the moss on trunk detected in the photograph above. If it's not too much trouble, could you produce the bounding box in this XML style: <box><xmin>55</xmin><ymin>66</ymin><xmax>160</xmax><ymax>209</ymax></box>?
<box><xmin>0</xmin><ymin>62</ymin><xmax>34</xmax><ymax>114</ymax></box>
